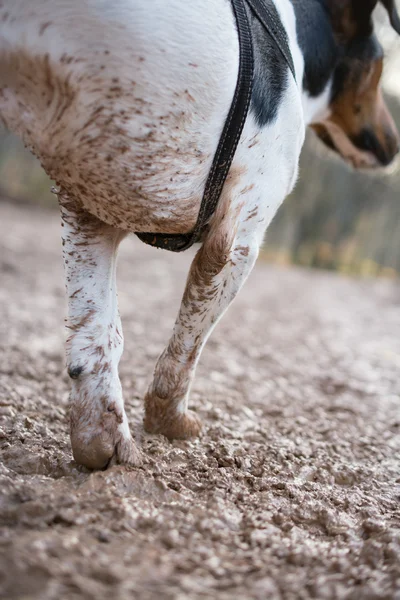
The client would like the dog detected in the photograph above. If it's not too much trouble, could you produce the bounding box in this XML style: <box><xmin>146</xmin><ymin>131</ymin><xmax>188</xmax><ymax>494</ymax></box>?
<box><xmin>0</xmin><ymin>0</ymin><xmax>399</xmax><ymax>469</ymax></box>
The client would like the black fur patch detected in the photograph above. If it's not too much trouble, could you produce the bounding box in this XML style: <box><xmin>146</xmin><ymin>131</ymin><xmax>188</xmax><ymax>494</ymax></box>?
<box><xmin>248</xmin><ymin>3</ymin><xmax>289</xmax><ymax>127</ymax></box>
<box><xmin>291</xmin><ymin>0</ymin><xmax>339</xmax><ymax>97</ymax></box>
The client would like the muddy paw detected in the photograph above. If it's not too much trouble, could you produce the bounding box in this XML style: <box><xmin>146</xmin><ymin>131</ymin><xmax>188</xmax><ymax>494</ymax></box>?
<box><xmin>160</xmin><ymin>410</ymin><xmax>203</xmax><ymax>440</ymax></box>
<box><xmin>70</xmin><ymin>410</ymin><xmax>141</xmax><ymax>470</ymax></box>
<box><xmin>144</xmin><ymin>394</ymin><xmax>202</xmax><ymax>440</ymax></box>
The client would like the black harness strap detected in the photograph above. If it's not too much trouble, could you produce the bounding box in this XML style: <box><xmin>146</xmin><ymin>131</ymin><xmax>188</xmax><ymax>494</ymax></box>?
<box><xmin>136</xmin><ymin>0</ymin><xmax>253</xmax><ymax>252</ymax></box>
<box><xmin>136</xmin><ymin>0</ymin><xmax>295</xmax><ymax>252</ymax></box>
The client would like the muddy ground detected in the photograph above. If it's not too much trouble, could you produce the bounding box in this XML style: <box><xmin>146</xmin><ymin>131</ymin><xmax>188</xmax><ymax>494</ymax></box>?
<box><xmin>0</xmin><ymin>202</ymin><xmax>400</xmax><ymax>600</ymax></box>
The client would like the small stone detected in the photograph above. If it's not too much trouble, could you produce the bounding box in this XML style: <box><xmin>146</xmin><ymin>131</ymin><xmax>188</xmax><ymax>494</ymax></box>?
<box><xmin>24</xmin><ymin>417</ymin><xmax>34</xmax><ymax>430</ymax></box>
<box><xmin>162</xmin><ymin>529</ymin><xmax>180</xmax><ymax>548</ymax></box>
<box><xmin>96</xmin><ymin>530</ymin><xmax>111</xmax><ymax>543</ymax></box>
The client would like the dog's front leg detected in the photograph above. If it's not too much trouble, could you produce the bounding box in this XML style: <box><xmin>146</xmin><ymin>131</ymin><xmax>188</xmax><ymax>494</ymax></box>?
<box><xmin>144</xmin><ymin>182</ymin><xmax>261</xmax><ymax>439</ymax></box>
<box><xmin>59</xmin><ymin>195</ymin><xmax>141</xmax><ymax>469</ymax></box>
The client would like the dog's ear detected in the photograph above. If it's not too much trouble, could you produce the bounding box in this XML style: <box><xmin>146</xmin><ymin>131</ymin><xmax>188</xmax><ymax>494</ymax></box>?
<box><xmin>326</xmin><ymin>0</ymin><xmax>400</xmax><ymax>39</ymax></box>
<box><xmin>380</xmin><ymin>0</ymin><xmax>400</xmax><ymax>34</ymax></box>
<box><xmin>325</xmin><ymin>0</ymin><xmax>376</xmax><ymax>40</ymax></box>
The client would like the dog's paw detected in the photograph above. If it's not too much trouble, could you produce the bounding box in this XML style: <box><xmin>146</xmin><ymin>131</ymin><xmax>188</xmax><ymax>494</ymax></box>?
<box><xmin>163</xmin><ymin>410</ymin><xmax>203</xmax><ymax>440</ymax></box>
<box><xmin>144</xmin><ymin>399</ymin><xmax>202</xmax><ymax>440</ymax></box>
<box><xmin>71</xmin><ymin>410</ymin><xmax>141</xmax><ymax>470</ymax></box>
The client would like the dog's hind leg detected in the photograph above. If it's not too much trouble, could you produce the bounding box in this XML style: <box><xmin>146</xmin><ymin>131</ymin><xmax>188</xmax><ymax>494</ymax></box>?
<box><xmin>59</xmin><ymin>195</ymin><xmax>141</xmax><ymax>469</ymax></box>
<box><xmin>143</xmin><ymin>169</ymin><xmax>263</xmax><ymax>440</ymax></box>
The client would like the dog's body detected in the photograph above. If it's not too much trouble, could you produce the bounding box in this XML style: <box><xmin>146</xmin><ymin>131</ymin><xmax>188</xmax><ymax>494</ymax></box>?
<box><xmin>0</xmin><ymin>0</ymin><xmax>304</xmax><ymax>233</ymax></box>
<box><xmin>0</xmin><ymin>0</ymin><xmax>399</xmax><ymax>469</ymax></box>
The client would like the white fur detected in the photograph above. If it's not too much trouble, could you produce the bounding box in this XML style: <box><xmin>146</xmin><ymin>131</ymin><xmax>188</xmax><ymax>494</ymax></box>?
<box><xmin>303</xmin><ymin>83</ymin><xmax>333</xmax><ymax>125</ymax></box>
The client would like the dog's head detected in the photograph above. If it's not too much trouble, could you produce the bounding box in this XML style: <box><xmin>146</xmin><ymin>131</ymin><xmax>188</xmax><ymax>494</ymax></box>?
<box><xmin>311</xmin><ymin>0</ymin><xmax>400</xmax><ymax>169</ymax></box>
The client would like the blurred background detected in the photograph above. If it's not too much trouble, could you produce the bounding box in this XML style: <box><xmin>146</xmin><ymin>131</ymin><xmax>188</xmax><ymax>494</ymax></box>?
<box><xmin>1</xmin><ymin>7</ymin><xmax>399</xmax><ymax>277</ymax></box>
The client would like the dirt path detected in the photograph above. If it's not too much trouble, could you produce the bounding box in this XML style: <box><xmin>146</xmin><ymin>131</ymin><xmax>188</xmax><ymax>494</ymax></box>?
<box><xmin>0</xmin><ymin>202</ymin><xmax>400</xmax><ymax>600</ymax></box>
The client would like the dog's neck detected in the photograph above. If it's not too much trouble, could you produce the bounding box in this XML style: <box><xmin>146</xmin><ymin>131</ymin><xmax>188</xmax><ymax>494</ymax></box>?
<box><xmin>292</xmin><ymin>0</ymin><xmax>340</xmax><ymax>125</ymax></box>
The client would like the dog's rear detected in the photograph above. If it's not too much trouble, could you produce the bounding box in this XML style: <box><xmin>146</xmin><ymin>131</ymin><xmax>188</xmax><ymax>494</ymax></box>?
<box><xmin>1</xmin><ymin>0</ymin><xmax>399</xmax><ymax>469</ymax></box>
<box><xmin>0</xmin><ymin>0</ymin><xmax>243</xmax><ymax>234</ymax></box>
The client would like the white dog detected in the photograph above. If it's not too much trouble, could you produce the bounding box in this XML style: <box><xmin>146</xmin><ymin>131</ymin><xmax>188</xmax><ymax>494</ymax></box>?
<box><xmin>0</xmin><ymin>0</ymin><xmax>398</xmax><ymax>469</ymax></box>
